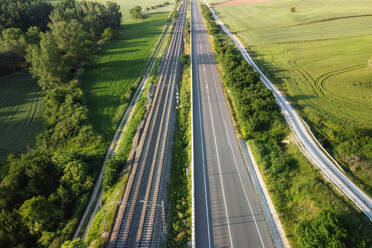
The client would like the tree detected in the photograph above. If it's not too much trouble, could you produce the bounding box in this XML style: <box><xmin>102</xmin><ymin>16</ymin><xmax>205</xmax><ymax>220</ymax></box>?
<box><xmin>61</xmin><ymin>238</ymin><xmax>87</xmax><ymax>248</ymax></box>
<box><xmin>103</xmin><ymin>158</ymin><xmax>122</xmax><ymax>189</ymax></box>
<box><xmin>49</xmin><ymin>19</ymin><xmax>93</xmax><ymax>68</ymax></box>
<box><xmin>18</xmin><ymin>195</ymin><xmax>62</xmax><ymax>235</ymax></box>
<box><xmin>0</xmin><ymin>0</ymin><xmax>53</xmax><ymax>32</ymax></box>
<box><xmin>26</xmin><ymin>31</ymin><xmax>70</xmax><ymax>89</ymax></box>
<box><xmin>130</xmin><ymin>6</ymin><xmax>143</xmax><ymax>20</ymax></box>
<box><xmin>101</xmin><ymin>27</ymin><xmax>117</xmax><ymax>42</ymax></box>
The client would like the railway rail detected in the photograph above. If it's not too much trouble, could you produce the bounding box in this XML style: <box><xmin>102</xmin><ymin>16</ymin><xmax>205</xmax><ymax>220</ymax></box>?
<box><xmin>107</xmin><ymin>2</ymin><xmax>186</xmax><ymax>247</ymax></box>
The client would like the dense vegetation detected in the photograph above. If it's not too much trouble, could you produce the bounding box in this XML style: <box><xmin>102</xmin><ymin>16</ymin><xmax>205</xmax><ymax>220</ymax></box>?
<box><xmin>209</xmin><ymin>0</ymin><xmax>372</xmax><ymax>196</ymax></box>
<box><xmin>167</xmin><ymin>15</ymin><xmax>192</xmax><ymax>245</ymax></box>
<box><xmin>0</xmin><ymin>0</ymin><xmax>53</xmax><ymax>32</ymax></box>
<box><xmin>0</xmin><ymin>0</ymin><xmax>53</xmax><ymax>75</ymax></box>
<box><xmin>0</xmin><ymin>0</ymin><xmax>122</xmax><ymax>247</ymax></box>
<box><xmin>201</xmin><ymin>4</ymin><xmax>372</xmax><ymax>247</ymax></box>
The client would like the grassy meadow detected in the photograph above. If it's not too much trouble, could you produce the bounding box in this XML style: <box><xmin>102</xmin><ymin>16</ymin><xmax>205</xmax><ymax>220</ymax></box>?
<box><xmin>208</xmin><ymin>0</ymin><xmax>372</xmax><ymax>194</ymax></box>
<box><xmin>90</xmin><ymin>0</ymin><xmax>174</xmax><ymax>19</ymax></box>
<box><xmin>0</xmin><ymin>72</ymin><xmax>44</xmax><ymax>163</ymax></box>
<box><xmin>81</xmin><ymin>11</ymin><xmax>170</xmax><ymax>141</ymax></box>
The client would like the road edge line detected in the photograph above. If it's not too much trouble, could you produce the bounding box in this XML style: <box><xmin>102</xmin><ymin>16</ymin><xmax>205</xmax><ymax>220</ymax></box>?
<box><xmin>190</xmin><ymin>0</ymin><xmax>196</xmax><ymax>246</ymax></box>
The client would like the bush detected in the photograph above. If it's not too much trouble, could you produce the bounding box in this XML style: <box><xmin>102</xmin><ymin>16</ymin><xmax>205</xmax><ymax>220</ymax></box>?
<box><xmin>296</xmin><ymin>209</ymin><xmax>347</xmax><ymax>248</ymax></box>
<box><xmin>180</xmin><ymin>54</ymin><xmax>190</xmax><ymax>66</ymax></box>
<box><xmin>129</xmin><ymin>6</ymin><xmax>143</xmax><ymax>20</ymax></box>
<box><xmin>101</xmin><ymin>27</ymin><xmax>118</xmax><ymax>42</ymax></box>
<box><xmin>103</xmin><ymin>158</ymin><xmax>122</xmax><ymax>189</ymax></box>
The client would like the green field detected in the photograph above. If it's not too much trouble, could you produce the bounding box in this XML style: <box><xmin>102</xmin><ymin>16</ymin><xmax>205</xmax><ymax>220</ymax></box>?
<box><xmin>91</xmin><ymin>0</ymin><xmax>174</xmax><ymax>19</ymax></box>
<box><xmin>0</xmin><ymin>72</ymin><xmax>44</xmax><ymax>162</ymax></box>
<box><xmin>81</xmin><ymin>11</ymin><xmax>170</xmax><ymax>141</ymax></box>
<box><xmin>208</xmin><ymin>0</ymin><xmax>372</xmax><ymax>194</ymax></box>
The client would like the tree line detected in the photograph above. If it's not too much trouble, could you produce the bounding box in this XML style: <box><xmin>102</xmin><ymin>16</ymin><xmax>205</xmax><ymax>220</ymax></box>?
<box><xmin>201</xmin><ymin>4</ymin><xmax>369</xmax><ymax>248</ymax></box>
<box><xmin>0</xmin><ymin>0</ymin><xmax>122</xmax><ymax>247</ymax></box>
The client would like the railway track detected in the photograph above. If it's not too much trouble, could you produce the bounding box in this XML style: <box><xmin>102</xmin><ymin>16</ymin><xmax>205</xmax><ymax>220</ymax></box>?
<box><xmin>107</xmin><ymin>2</ymin><xmax>186</xmax><ymax>247</ymax></box>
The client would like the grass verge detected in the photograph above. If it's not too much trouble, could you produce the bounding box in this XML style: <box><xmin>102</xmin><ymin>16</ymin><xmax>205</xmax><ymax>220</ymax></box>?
<box><xmin>84</xmin><ymin>84</ymin><xmax>149</xmax><ymax>247</ymax></box>
<box><xmin>81</xmin><ymin>11</ymin><xmax>171</xmax><ymax>142</ymax></box>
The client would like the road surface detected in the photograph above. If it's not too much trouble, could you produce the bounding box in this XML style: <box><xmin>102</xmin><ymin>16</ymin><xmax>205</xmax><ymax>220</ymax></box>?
<box><xmin>191</xmin><ymin>0</ymin><xmax>275</xmax><ymax>247</ymax></box>
<box><xmin>204</xmin><ymin>0</ymin><xmax>372</xmax><ymax>222</ymax></box>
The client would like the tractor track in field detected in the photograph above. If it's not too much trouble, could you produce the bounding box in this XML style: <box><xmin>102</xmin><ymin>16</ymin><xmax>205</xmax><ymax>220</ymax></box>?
<box><xmin>288</xmin><ymin>60</ymin><xmax>370</xmax><ymax>111</ymax></box>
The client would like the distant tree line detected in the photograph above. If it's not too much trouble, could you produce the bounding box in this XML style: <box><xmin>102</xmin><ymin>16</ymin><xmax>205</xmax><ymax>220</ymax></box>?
<box><xmin>0</xmin><ymin>0</ymin><xmax>53</xmax><ymax>32</ymax></box>
<box><xmin>0</xmin><ymin>0</ymin><xmax>122</xmax><ymax>247</ymax></box>
<box><xmin>201</xmin><ymin>4</ymin><xmax>369</xmax><ymax>248</ymax></box>
<box><xmin>0</xmin><ymin>0</ymin><xmax>121</xmax><ymax>76</ymax></box>
<box><xmin>144</xmin><ymin>1</ymin><xmax>170</xmax><ymax>11</ymax></box>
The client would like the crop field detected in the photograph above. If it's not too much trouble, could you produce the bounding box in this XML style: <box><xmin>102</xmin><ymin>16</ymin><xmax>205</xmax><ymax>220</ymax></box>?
<box><xmin>91</xmin><ymin>0</ymin><xmax>174</xmax><ymax>19</ymax></box>
<box><xmin>208</xmin><ymin>0</ymin><xmax>372</xmax><ymax>193</ymax></box>
<box><xmin>81</xmin><ymin>11</ymin><xmax>170</xmax><ymax>141</ymax></box>
<box><xmin>208</xmin><ymin>0</ymin><xmax>372</xmax><ymax>127</ymax></box>
<box><xmin>0</xmin><ymin>72</ymin><xmax>44</xmax><ymax>163</ymax></box>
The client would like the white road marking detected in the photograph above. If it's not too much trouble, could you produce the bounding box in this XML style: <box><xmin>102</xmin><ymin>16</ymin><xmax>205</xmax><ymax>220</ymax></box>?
<box><xmin>207</xmin><ymin>51</ymin><xmax>266</xmax><ymax>247</ymax></box>
<box><xmin>202</xmin><ymin>62</ymin><xmax>234</xmax><ymax>248</ymax></box>
<box><xmin>194</xmin><ymin>22</ymin><xmax>212</xmax><ymax>248</ymax></box>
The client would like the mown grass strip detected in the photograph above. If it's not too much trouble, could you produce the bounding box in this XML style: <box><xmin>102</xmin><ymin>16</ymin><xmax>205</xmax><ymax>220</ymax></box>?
<box><xmin>0</xmin><ymin>72</ymin><xmax>45</xmax><ymax>163</ymax></box>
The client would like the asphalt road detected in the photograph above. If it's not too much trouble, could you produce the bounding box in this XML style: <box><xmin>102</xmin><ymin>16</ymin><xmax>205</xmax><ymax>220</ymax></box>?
<box><xmin>191</xmin><ymin>0</ymin><xmax>275</xmax><ymax>247</ymax></box>
<box><xmin>204</xmin><ymin>1</ymin><xmax>372</xmax><ymax>221</ymax></box>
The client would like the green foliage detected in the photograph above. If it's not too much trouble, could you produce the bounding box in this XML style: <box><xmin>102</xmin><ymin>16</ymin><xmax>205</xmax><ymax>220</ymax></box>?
<box><xmin>130</xmin><ymin>6</ymin><xmax>143</xmax><ymax>20</ymax></box>
<box><xmin>0</xmin><ymin>0</ymin><xmax>53</xmax><ymax>32</ymax></box>
<box><xmin>167</xmin><ymin>53</ymin><xmax>191</xmax><ymax>247</ymax></box>
<box><xmin>62</xmin><ymin>238</ymin><xmax>87</xmax><ymax>248</ymax></box>
<box><xmin>19</xmin><ymin>195</ymin><xmax>63</xmax><ymax>235</ymax></box>
<box><xmin>103</xmin><ymin>158</ymin><xmax>122</xmax><ymax>189</ymax></box>
<box><xmin>180</xmin><ymin>54</ymin><xmax>190</xmax><ymax>66</ymax></box>
<box><xmin>296</xmin><ymin>209</ymin><xmax>347</xmax><ymax>248</ymax></box>
<box><xmin>0</xmin><ymin>0</ymin><xmax>121</xmax><ymax>246</ymax></box>
<box><xmin>26</xmin><ymin>0</ymin><xmax>122</xmax><ymax>89</ymax></box>
<box><xmin>101</xmin><ymin>27</ymin><xmax>118</xmax><ymax>42</ymax></box>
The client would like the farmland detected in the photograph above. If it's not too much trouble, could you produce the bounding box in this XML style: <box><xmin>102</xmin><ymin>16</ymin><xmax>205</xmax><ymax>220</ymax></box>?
<box><xmin>208</xmin><ymin>0</ymin><xmax>372</xmax><ymax>194</ymax></box>
<box><xmin>90</xmin><ymin>0</ymin><xmax>174</xmax><ymax>19</ymax></box>
<box><xmin>81</xmin><ymin>11</ymin><xmax>171</xmax><ymax>141</ymax></box>
<box><xmin>0</xmin><ymin>72</ymin><xmax>44</xmax><ymax>163</ymax></box>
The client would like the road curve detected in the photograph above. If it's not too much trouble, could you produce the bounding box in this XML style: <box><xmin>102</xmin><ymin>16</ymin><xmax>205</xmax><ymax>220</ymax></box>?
<box><xmin>203</xmin><ymin>1</ymin><xmax>372</xmax><ymax>221</ymax></box>
<box><xmin>191</xmin><ymin>0</ymin><xmax>275</xmax><ymax>247</ymax></box>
